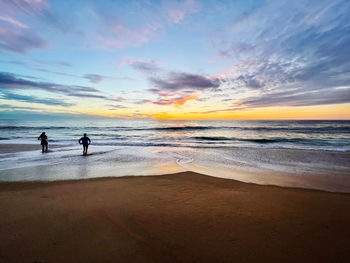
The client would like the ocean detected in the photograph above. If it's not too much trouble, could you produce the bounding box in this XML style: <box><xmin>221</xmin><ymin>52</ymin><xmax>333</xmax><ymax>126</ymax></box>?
<box><xmin>1</xmin><ymin>119</ymin><xmax>350</xmax><ymax>151</ymax></box>
<box><xmin>0</xmin><ymin>119</ymin><xmax>349</xmax><ymax>192</ymax></box>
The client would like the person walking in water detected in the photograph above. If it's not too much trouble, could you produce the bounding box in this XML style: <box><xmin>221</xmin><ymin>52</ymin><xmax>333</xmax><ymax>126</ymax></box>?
<box><xmin>38</xmin><ymin>132</ymin><xmax>48</xmax><ymax>152</ymax></box>
<box><xmin>79</xmin><ymin>133</ymin><xmax>91</xmax><ymax>156</ymax></box>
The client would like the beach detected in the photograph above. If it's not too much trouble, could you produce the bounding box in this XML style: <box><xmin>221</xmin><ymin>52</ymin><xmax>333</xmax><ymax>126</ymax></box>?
<box><xmin>1</xmin><ymin>119</ymin><xmax>350</xmax><ymax>262</ymax></box>
<box><xmin>1</xmin><ymin>171</ymin><xmax>350</xmax><ymax>263</ymax></box>
<box><xmin>0</xmin><ymin>144</ymin><xmax>63</xmax><ymax>154</ymax></box>
<box><xmin>1</xmin><ymin>0</ymin><xmax>350</xmax><ymax>260</ymax></box>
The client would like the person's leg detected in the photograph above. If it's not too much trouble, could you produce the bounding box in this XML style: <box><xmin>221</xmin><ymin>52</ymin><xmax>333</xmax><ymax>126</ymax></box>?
<box><xmin>45</xmin><ymin>143</ymin><xmax>48</xmax><ymax>152</ymax></box>
<box><xmin>85</xmin><ymin>145</ymin><xmax>88</xmax><ymax>155</ymax></box>
<box><xmin>41</xmin><ymin>144</ymin><xmax>44</xmax><ymax>152</ymax></box>
<box><xmin>83</xmin><ymin>145</ymin><xmax>87</xmax><ymax>155</ymax></box>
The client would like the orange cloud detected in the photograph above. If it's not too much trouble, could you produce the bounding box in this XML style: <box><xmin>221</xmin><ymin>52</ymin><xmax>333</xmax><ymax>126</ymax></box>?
<box><xmin>153</xmin><ymin>94</ymin><xmax>199</xmax><ymax>106</ymax></box>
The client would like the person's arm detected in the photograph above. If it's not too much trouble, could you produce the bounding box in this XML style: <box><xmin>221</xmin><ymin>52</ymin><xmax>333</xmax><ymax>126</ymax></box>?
<box><xmin>88</xmin><ymin>138</ymin><xmax>91</xmax><ymax>144</ymax></box>
<box><xmin>78</xmin><ymin>138</ymin><xmax>82</xmax><ymax>144</ymax></box>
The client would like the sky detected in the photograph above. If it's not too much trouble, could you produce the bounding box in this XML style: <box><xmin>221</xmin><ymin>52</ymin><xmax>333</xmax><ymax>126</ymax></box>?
<box><xmin>0</xmin><ymin>0</ymin><xmax>349</xmax><ymax>120</ymax></box>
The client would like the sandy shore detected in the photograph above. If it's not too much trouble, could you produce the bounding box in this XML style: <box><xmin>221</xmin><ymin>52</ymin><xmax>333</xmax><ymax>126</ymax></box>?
<box><xmin>0</xmin><ymin>172</ymin><xmax>349</xmax><ymax>263</ymax></box>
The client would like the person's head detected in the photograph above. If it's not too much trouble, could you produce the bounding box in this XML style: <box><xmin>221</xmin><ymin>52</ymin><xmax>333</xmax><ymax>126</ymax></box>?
<box><xmin>84</xmin><ymin>133</ymin><xmax>87</xmax><ymax>137</ymax></box>
<box><xmin>42</xmin><ymin>132</ymin><xmax>45</xmax><ymax>135</ymax></box>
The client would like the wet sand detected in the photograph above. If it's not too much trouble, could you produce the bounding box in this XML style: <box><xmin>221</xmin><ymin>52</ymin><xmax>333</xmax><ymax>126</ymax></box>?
<box><xmin>0</xmin><ymin>172</ymin><xmax>349</xmax><ymax>263</ymax></box>
<box><xmin>0</xmin><ymin>143</ymin><xmax>63</xmax><ymax>154</ymax></box>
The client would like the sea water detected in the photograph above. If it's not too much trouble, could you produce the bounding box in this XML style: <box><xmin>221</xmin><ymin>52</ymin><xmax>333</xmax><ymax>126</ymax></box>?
<box><xmin>1</xmin><ymin>119</ymin><xmax>349</xmax><ymax>151</ymax></box>
<box><xmin>0</xmin><ymin>118</ymin><xmax>349</xmax><ymax>192</ymax></box>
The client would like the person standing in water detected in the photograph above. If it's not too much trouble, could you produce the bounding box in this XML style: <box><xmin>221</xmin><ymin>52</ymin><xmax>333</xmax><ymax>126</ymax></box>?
<box><xmin>38</xmin><ymin>132</ymin><xmax>48</xmax><ymax>152</ymax></box>
<box><xmin>79</xmin><ymin>133</ymin><xmax>91</xmax><ymax>156</ymax></box>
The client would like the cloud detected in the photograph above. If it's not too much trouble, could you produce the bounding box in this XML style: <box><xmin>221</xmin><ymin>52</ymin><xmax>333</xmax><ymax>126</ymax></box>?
<box><xmin>0</xmin><ymin>104</ymin><xmax>41</xmax><ymax>111</ymax></box>
<box><xmin>0</xmin><ymin>59</ymin><xmax>72</xmax><ymax>69</ymax></box>
<box><xmin>164</xmin><ymin>0</ymin><xmax>200</xmax><ymax>24</ymax></box>
<box><xmin>0</xmin><ymin>91</ymin><xmax>74</xmax><ymax>107</ymax></box>
<box><xmin>0</xmin><ymin>0</ymin><xmax>50</xmax><ymax>54</ymax></box>
<box><xmin>129</xmin><ymin>60</ymin><xmax>162</xmax><ymax>73</ymax></box>
<box><xmin>112</xmin><ymin>112</ymin><xmax>152</xmax><ymax>119</ymax></box>
<box><xmin>82</xmin><ymin>73</ymin><xmax>133</xmax><ymax>84</ymax></box>
<box><xmin>153</xmin><ymin>94</ymin><xmax>199</xmax><ymax>106</ymax></box>
<box><xmin>0</xmin><ymin>24</ymin><xmax>47</xmax><ymax>53</ymax></box>
<box><xmin>0</xmin><ymin>15</ymin><xmax>27</xmax><ymax>28</ymax></box>
<box><xmin>0</xmin><ymin>71</ymin><xmax>124</xmax><ymax>103</ymax></box>
<box><xmin>83</xmin><ymin>74</ymin><xmax>105</xmax><ymax>84</ymax></box>
<box><xmin>0</xmin><ymin>60</ymin><xmax>121</xmax><ymax>84</ymax></box>
<box><xmin>2</xmin><ymin>0</ymin><xmax>77</xmax><ymax>34</ymax></box>
<box><xmin>105</xmin><ymin>104</ymin><xmax>128</xmax><ymax>110</ymax></box>
<box><xmin>0</xmin><ymin>72</ymin><xmax>99</xmax><ymax>96</ymax></box>
<box><xmin>238</xmin><ymin>87</ymin><xmax>350</xmax><ymax>109</ymax></box>
<box><xmin>0</xmin><ymin>0</ymin><xmax>47</xmax><ymax>13</ymax></box>
<box><xmin>213</xmin><ymin>0</ymin><xmax>350</xmax><ymax>109</ymax></box>
<box><xmin>136</xmin><ymin>99</ymin><xmax>153</xmax><ymax>104</ymax></box>
<box><xmin>144</xmin><ymin>70</ymin><xmax>217</xmax><ymax>107</ymax></box>
<box><xmin>35</xmin><ymin>68</ymin><xmax>79</xmax><ymax>78</ymax></box>
<box><xmin>33</xmin><ymin>59</ymin><xmax>72</xmax><ymax>68</ymax></box>
<box><xmin>96</xmin><ymin>22</ymin><xmax>162</xmax><ymax>49</ymax></box>
<box><xmin>90</xmin><ymin>4</ymin><xmax>162</xmax><ymax>50</ymax></box>
<box><xmin>0</xmin><ymin>72</ymin><xmax>124</xmax><ymax>105</ymax></box>
<box><xmin>87</xmin><ymin>1</ymin><xmax>200</xmax><ymax>50</ymax></box>
<box><xmin>66</xmin><ymin>93</ymin><xmax>110</xmax><ymax>100</ymax></box>
<box><xmin>149</xmin><ymin>72</ymin><xmax>220</xmax><ymax>91</ymax></box>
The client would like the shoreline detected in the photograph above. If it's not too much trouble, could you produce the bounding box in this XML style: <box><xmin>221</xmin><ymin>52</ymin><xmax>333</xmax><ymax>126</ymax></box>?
<box><xmin>0</xmin><ymin>143</ymin><xmax>66</xmax><ymax>154</ymax></box>
<box><xmin>1</xmin><ymin>143</ymin><xmax>350</xmax><ymax>193</ymax></box>
<box><xmin>1</xmin><ymin>171</ymin><xmax>349</xmax><ymax>262</ymax></box>
<box><xmin>1</xmin><ymin>172</ymin><xmax>349</xmax><ymax>195</ymax></box>
<box><xmin>1</xmin><ymin>142</ymin><xmax>349</xmax><ymax>153</ymax></box>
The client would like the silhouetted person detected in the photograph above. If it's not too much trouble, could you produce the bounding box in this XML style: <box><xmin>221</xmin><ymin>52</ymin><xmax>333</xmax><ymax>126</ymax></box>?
<box><xmin>38</xmin><ymin>132</ymin><xmax>48</xmax><ymax>152</ymax></box>
<box><xmin>79</xmin><ymin>133</ymin><xmax>91</xmax><ymax>156</ymax></box>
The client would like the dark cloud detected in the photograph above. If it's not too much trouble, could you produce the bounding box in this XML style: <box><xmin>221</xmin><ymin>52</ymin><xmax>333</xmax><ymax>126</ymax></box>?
<box><xmin>137</xmin><ymin>99</ymin><xmax>153</xmax><ymax>104</ymax></box>
<box><xmin>130</xmin><ymin>61</ymin><xmax>161</xmax><ymax>73</ymax></box>
<box><xmin>0</xmin><ymin>72</ymin><xmax>121</xmax><ymax>102</ymax></box>
<box><xmin>67</xmin><ymin>93</ymin><xmax>110</xmax><ymax>99</ymax></box>
<box><xmin>0</xmin><ymin>104</ymin><xmax>41</xmax><ymax>111</ymax></box>
<box><xmin>35</xmin><ymin>68</ymin><xmax>79</xmax><ymax>78</ymax></box>
<box><xmin>149</xmin><ymin>72</ymin><xmax>220</xmax><ymax>91</ymax></box>
<box><xmin>0</xmin><ymin>61</ymin><xmax>121</xmax><ymax>85</ymax></box>
<box><xmin>0</xmin><ymin>72</ymin><xmax>99</xmax><ymax>95</ymax></box>
<box><xmin>33</xmin><ymin>60</ymin><xmax>72</xmax><ymax>68</ymax></box>
<box><xmin>1</xmin><ymin>92</ymin><xmax>74</xmax><ymax>107</ymax></box>
<box><xmin>240</xmin><ymin>88</ymin><xmax>350</xmax><ymax>108</ymax></box>
<box><xmin>0</xmin><ymin>60</ymin><xmax>72</xmax><ymax>71</ymax></box>
<box><xmin>83</xmin><ymin>74</ymin><xmax>106</xmax><ymax>84</ymax></box>
<box><xmin>105</xmin><ymin>104</ymin><xmax>128</xmax><ymax>110</ymax></box>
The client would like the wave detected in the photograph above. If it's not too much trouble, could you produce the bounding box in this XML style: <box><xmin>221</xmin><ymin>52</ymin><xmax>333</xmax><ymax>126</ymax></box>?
<box><xmin>0</xmin><ymin>126</ymin><xmax>130</xmax><ymax>130</ymax></box>
<box><xmin>121</xmin><ymin>125</ymin><xmax>350</xmax><ymax>133</ymax></box>
<box><xmin>192</xmin><ymin>136</ymin><xmax>350</xmax><ymax>145</ymax></box>
<box><xmin>193</xmin><ymin>136</ymin><xmax>280</xmax><ymax>143</ymax></box>
<box><xmin>193</xmin><ymin>136</ymin><xmax>229</xmax><ymax>141</ymax></box>
<box><xmin>1</xmin><ymin>125</ymin><xmax>349</xmax><ymax>133</ymax></box>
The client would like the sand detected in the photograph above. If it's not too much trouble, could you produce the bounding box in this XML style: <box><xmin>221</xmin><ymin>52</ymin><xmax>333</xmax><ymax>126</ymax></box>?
<box><xmin>0</xmin><ymin>172</ymin><xmax>349</xmax><ymax>263</ymax></box>
<box><xmin>0</xmin><ymin>144</ymin><xmax>64</xmax><ymax>154</ymax></box>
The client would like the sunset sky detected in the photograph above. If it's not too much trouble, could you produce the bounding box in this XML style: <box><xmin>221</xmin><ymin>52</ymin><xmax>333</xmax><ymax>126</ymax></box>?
<box><xmin>0</xmin><ymin>0</ymin><xmax>349</xmax><ymax>120</ymax></box>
